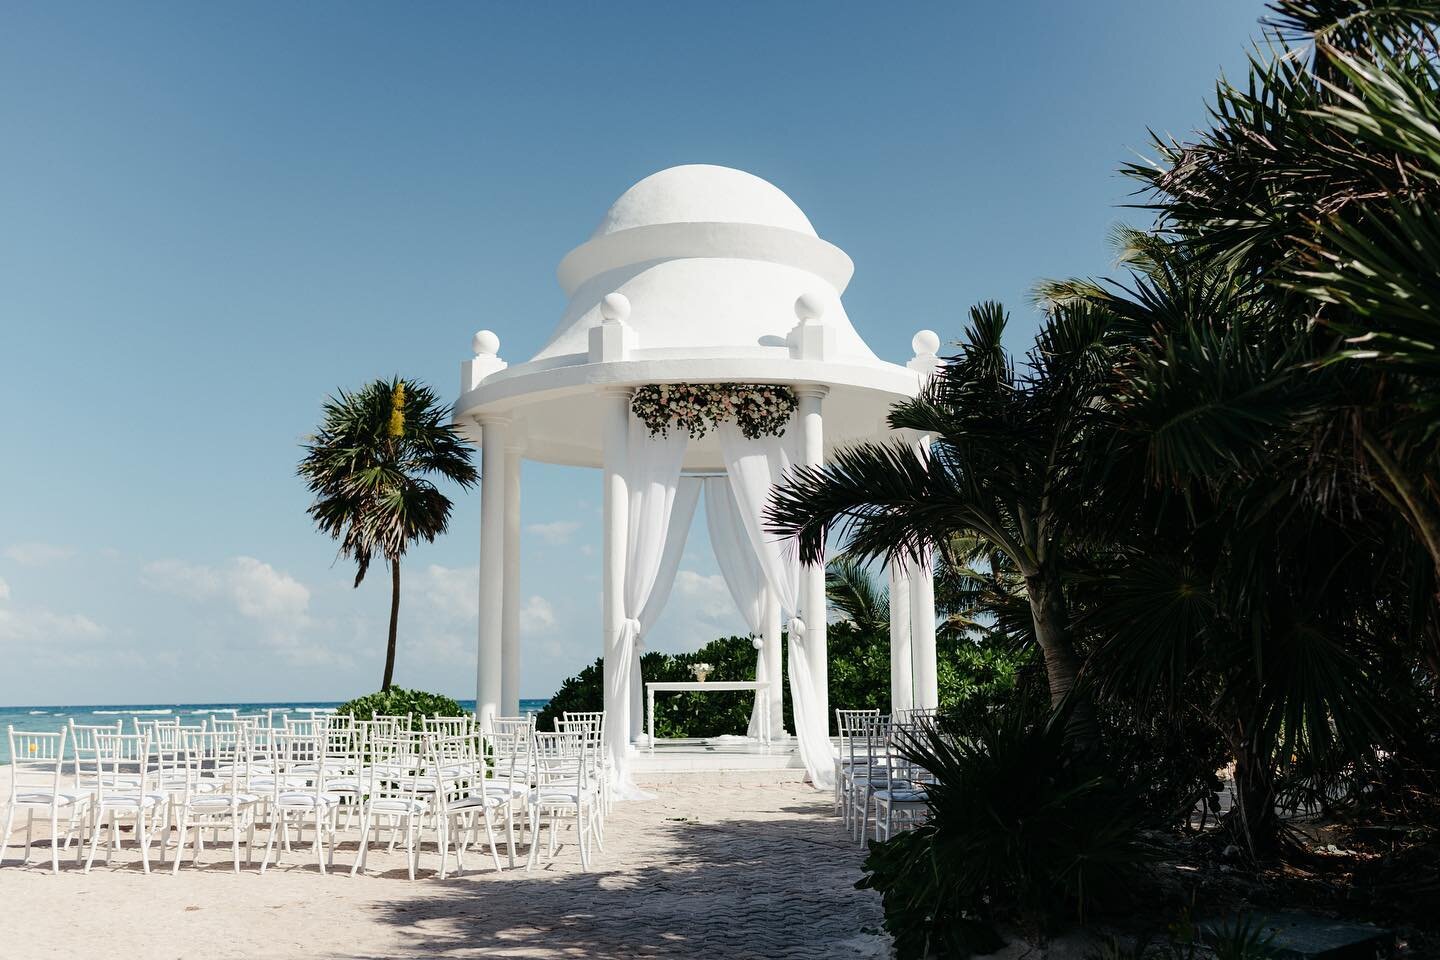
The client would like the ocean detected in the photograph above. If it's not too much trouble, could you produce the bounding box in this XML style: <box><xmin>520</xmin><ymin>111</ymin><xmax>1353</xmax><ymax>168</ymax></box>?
<box><xmin>0</xmin><ymin>698</ymin><xmax>550</xmax><ymax>764</ymax></box>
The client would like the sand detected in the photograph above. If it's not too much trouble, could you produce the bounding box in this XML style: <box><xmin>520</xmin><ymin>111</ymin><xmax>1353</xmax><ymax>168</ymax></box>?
<box><xmin>0</xmin><ymin>766</ymin><xmax>889</xmax><ymax>959</ymax></box>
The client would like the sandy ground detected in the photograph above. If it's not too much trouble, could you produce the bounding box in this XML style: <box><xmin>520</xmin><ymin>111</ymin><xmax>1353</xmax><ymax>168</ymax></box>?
<box><xmin>0</xmin><ymin>767</ymin><xmax>888</xmax><ymax>959</ymax></box>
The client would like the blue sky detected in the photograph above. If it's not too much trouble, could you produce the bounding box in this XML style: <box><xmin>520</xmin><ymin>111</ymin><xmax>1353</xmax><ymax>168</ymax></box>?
<box><xmin>0</xmin><ymin>1</ymin><xmax>1265</xmax><ymax>705</ymax></box>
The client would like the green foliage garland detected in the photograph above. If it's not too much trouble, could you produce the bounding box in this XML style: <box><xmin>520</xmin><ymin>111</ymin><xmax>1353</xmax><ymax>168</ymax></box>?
<box><xmin>631</xmin><ymin>383</ymin><xmax>796</xmax><ymax>440</ymax></box>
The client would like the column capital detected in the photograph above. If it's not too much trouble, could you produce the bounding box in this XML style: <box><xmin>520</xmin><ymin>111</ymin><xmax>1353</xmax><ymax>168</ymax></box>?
<box><xmin>599</xmin><ymin>385</ymin><xmax>635</xmax><ymax>401</ymax></box>
<box><xmin>794</xmin><ymin>384</ymin><xmax>830</xmax><ymax>402</ymax></box>
<box><xmin>475</xmin><ymin>412</ymin><xmax>512</xmax><ymax>428</ymax></box>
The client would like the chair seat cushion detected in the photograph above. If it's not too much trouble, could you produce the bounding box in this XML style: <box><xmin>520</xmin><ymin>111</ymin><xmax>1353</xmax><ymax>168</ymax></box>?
<box><xmin>874</xmin><ymin>788</ymin><xmax>929</xmax><ymax>803</ymax></box>
<box><xmin>98</xmin><ymin>792</ymin><xmax>167</xmax><ymax>808</ymax></box>
<box><xmin>531</xmin><ymin>787</ymin><xmax>584</xmax><ymax>804</ymax></box>
<box><xmin>16</xmin><ymin>790</ymin><xmax>90</xmax><ymax>806</ymax></box>
<box><xmin>446</xmin><ymin>794</ymin><xmax>502</xmax><ymax>811</ymax></box>
<box><xmin>484</xmin><ymin>782</ymin><xmax>528</xmax><ymax>797</ymax></box>
<box><xmin>190</xmin><ymin>793</ymin><xmax>260</xmax><ymax>808</ymax></box>
<box><xmin>368</xmin><ymin>797</ymin><xmax>428</xmax><ymax>814</ymax></box>
<box><xmin>275</xmin><ymin>792</ymin><xmax>342</xmax><ymax>807</ymax></box>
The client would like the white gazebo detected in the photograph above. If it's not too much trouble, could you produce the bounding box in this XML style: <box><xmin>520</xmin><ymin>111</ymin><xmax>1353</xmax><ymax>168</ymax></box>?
<box><xmin>453</xmin><ymin>164</ymin><xmax>940</xmax><ymax>788</ymax></box>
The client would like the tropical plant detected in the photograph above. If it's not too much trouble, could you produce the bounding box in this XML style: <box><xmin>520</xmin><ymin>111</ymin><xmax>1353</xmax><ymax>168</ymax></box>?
<box><xmin>767</xmin><ymin>300</ymin><xmax>1135</xmax><ymax>750</ymax></box>
<box><xmin>336</xmin><ymin>687</ymin><xmax>467</xmax><ymax>722</ymax></box>
<box><xmin>299</xmin><ymin>377</ymin><xmax>477</xmax><ymax>691</ymax></box>
<box><xmin>858</xmin><ymin>696</ymin><xmax>1152</xmax><ymax>958</ymax></box>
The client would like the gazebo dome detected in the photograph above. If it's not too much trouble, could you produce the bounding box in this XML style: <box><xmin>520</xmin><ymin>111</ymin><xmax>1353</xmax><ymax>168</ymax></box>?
<box><xmin>589</xmin><ymin>164</ymin><xmax>818</xmax><ymax>238</ymax></box>
<box><xmin>454</xmin><ymin>164</ymin><xmax>931</xmax><ymax>470</ymax></box>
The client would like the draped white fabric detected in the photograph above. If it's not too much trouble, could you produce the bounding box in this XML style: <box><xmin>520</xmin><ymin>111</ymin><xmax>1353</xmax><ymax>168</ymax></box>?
<box><xmin>716</xmin><ymin>420</ymin><xmax>833</xmax><ymax>789</ymax></box>
<box><xmin>609</xmin><ymin>420</ymin><xmax>688</xmax><ymax>789</ymax></box>
<box><xmin>703</xmin><ymin>477</ymin><xmax>775</xmax><ymax>739</ymax></box>
<box><xmin>629</xmin><ymin>477</ymin><xmax>701</xmax><ymax>740</ymax></box>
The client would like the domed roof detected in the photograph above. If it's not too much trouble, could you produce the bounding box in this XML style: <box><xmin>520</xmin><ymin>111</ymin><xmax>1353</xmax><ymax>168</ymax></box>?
<box><xmin>590</xmin><ymin>164</ymin><xmax>817</xmax><ymax>238</ymax></box>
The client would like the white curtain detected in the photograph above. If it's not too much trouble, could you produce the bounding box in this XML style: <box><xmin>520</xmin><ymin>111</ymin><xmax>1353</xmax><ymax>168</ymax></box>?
<box><xmin>704</xmin><ymin>477</ymin><xmax>776</xmax><ymax>739</ymax></box>
<box><xmin>629</xmin><ymin>477</ymin><xmax>701</xmax><ymax>741</ymax></box>
<box><xmin>716</xmin><ymin>420</ymin><xmax>833</xmax><ymax>790</ymax></box>
<box><xmin>610</xmin><ymin>420</ymin><xmax>687</xmax><ymax>789</ymax></box>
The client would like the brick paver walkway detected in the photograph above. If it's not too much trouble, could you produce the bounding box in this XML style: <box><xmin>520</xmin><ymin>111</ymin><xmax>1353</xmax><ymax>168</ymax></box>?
<box><xmin>0</xmin><ymin>776</ymin><xmax>890</xmax><ymax>959</ymax></box>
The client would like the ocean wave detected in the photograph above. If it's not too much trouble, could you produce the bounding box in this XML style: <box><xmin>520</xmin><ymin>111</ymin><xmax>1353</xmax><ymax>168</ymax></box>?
<box><xmin>93</xmin><ymin>709</ymin><xmax>172</xmax><ymax>715</ymax></box>
<box><xmin>28</xmin><ymin>710</ymin><xmax>48</xmax><ymax>715</ymax></box>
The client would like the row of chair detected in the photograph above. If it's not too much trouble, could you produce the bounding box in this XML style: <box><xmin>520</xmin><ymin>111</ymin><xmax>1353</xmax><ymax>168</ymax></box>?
<box><xmin>833</xmin><ymin>708</ymin><xmax>937</xmax><ymax>844</ymax></box>
<box><xmin>1</xmin><ymin>710</ymin><xmax>610</xmax><ymax>877</ymax></box>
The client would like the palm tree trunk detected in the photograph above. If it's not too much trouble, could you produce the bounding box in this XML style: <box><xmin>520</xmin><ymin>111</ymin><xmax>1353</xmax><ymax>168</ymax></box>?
<box><xmin>1228</xmin><ymin>719</ymin><xmax>1279</xmax><ymax>858</ymax></box>
<box><xmin>1025</xmin><ymin>567</ymin><xmax>1102</xmax><ymax>753</ymax></box>
<box><xmin>382</xmin><ymin>558</ymin><xmax>400</xmax><ymax>692</ymax></box>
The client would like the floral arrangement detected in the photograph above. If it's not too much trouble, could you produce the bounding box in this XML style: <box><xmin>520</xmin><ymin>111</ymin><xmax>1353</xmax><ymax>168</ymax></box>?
<box><xmin>691</xmin><ymin>662</ymin><xmax>714</xmax><ymax>683</ymax></box>
<box><xmin>631</xmin><ymin>383</ymin><xmax>797</xmax><ymax>440</ymax></box>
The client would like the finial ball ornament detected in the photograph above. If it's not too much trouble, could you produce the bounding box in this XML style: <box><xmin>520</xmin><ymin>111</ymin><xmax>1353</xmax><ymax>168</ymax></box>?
<box><xmin>600</xmin><ymin>292</ymin><xmax>631</xmax><ymax>324</ymax></box>
<box><xmin>912</xmin><ymin>329</ymin><xmax>941</xmax><ymax>356</ymax></box>
<box><xmin>473</xmin><ymin>330</ymin><xmax>501</xmax><ymax>357</ymax></box>
<box><xmin>794</xmin><ymin>292</ymin><xmax>826</xmax><ymax>323</ymax></box>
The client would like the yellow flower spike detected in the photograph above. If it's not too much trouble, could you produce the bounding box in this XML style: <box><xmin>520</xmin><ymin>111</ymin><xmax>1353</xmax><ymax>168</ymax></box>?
<box><xmin>28</xmin><ymin>742</ymin><xmax>37</xmax><ymax>754</ymax></box>
<box><xmin>388</xmin><ymin>382</ymin><xmax>406</xmax><ymax>438</ymax></box>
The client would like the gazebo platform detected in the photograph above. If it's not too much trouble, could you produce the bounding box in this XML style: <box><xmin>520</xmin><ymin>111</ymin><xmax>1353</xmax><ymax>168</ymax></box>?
<box><xmin>628</xmin><ymin>736</ymin><xmax>815</xmax><ymax>783</ymax></box>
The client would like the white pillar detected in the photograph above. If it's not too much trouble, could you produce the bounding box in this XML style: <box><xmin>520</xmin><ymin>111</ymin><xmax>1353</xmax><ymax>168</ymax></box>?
<box><xmin>910</xmin><ymin>438</ymin><xmax>938</xmax><ymax>710</ymax></box>
<box><xmin>888</xmin><ymin>559</ymin><xmax>915</xmax><ymax>713</ymax></box>
<box><xmin>763</xmin><ymin>586</ymin><xmax>785</xmax><ymax>737</ymax></box>
<box><xmin>796</xmin><ymin>385</ymin><xmax>830</xmax><ymax>736</ymax></box>
<box><xmin>601</xmin><ymin>388</ymin><xmax>632</xmax><ymax>772</ymax></box>
<box><xmin>500</xmin><ymin>442</ymin><xmax>522</xmax><ymax>718</ymax></box>
<box><xmin>475</xmin><ymin>415</ymin><xmax>509</xmax><ymax>732</ymax></box>
<box><xmin>910</xmin><ymin>557</ymin><xmax>938</xmax><ymax>710</ymax></box>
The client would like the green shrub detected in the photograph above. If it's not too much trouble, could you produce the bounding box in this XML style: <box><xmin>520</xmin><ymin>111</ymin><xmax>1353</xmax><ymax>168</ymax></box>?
<box><xmin>858</xmin><ymin>696</ymin><xmax>1153</xmax><ymax>958</ymax></box>
<box><xmin>337</xmin><ymin>687</ymin><xmax>466</xmax><ymax>721</ymax></box>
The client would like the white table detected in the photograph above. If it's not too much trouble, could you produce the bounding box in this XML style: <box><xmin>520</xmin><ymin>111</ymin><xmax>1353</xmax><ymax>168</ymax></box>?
<box><xmin>646</xmin><ymin>680</ymin><xmax>773</xmax><ymax>751</ymax></box>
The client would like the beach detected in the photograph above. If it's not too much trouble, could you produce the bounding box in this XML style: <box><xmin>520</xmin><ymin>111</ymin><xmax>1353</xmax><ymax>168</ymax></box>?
<box><xmin>0</xmin><ymin>764</ymin><xmax>887</xmax><ymax>959</ymax></box>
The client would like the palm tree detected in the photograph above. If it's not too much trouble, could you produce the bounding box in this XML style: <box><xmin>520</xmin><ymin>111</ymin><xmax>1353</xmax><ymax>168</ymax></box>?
<box><xmin>299</xmin><ymin>377</ymin><xmax>477</xmax><ymax>692</ymax></box>
<box><xmin>825</xmin><ymin>556</ymin><xmax>889</xmax><ymax>637</ymax></box>
<box><xmin>767</xmin><ymin>300</ymin><xmax>1132</xmax><ymax>751</ymax></box>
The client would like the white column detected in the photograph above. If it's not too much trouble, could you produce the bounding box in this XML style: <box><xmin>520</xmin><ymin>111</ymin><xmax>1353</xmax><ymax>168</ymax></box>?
<box><xmin>475</xmin><ymin>415</ymin><xmax>509</xmax><ymax>732</ymax></box>
<box><xmin>888</xmin><ymin>559</ymin><xmax>915</xmax><ymax>713</ymax></box>
<box><xmin>500</xmin><ymin>442</ymin><xmax>522</xmax><ymax>718</ymax></box>
<box><xmin>763</xmin><ymin>586</ymin><xmax>785</xmax><ymax>737</ymax></box>
<box><xmin>910</xmin><ymin>438</ymin><xmax>938</xmax><ymax>710</ymax></box>
<box><xmin>909</xmin><ymin>558</ymin><xmax>938</xmax><ymax>710</ymax></box>
<box><xmin>601</xmin><ymin>388</ymin><xmax>632</xmax><ymax>771</ymax></box>
<box><xmin>796</xmin><ymin>385</ymin><xmax>830</xmax><ymax>736</ymax></box>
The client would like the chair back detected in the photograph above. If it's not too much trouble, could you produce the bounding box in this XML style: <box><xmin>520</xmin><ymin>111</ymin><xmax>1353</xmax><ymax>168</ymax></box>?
<box><xmin>87</xmin><ymin>731</ymin><xmax>154</xmax><ymax>803</ymax></box>
<box><xmin>7</xmin><ymin>726</ymin><xmax>67</xmax><ymax>800</ymax></box>
<box><xmin>837</xmin><ymin>709</ymin><xmax>882</xmax><ymax>766</ymax></box>
<box><xmin>423</xmin><ymin>715</ymin><xmax>474</xmax><ymax>738</ymax></box>
<box><xmin>532</xmin><ymin>730</ymin><xmax>587</xmax><ymax>792</ymax></box>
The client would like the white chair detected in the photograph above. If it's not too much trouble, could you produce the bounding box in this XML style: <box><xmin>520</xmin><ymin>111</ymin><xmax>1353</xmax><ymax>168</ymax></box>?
<box><xmin>871</xmin><ymin>719</ymin><xmax>931</xmax><ymax>843</ymax></box>
<box><xmin>351</xmin><ymin>733</ymin><xmax>431</xmax><ymax>880</ymax></box>
<box><xmin>429</xmin><ymin>733</ymin><xmax>509</xmax><ymax>876</ymax></box>
<box><xmin>257</xmin><ymin>730</ymin><xmax>341</xmax><ymax>874</ymax></box>
<box><xmin>563</xmin><ymin>711</ymin><xmax>612</xmax><ymax>813</ymax></box>
<box><xmin>555</xmin><ymin>717</ymin><xmax>606</xmax><ymax>852</ymax></box>
<box><xmin>835</xmin><ymin>709</ymin><xmax>881</xmax><ymax>827</ymax></box>
<box><xmin>527</xmin><ymin>730</ymin><xmax>596</xmax><ymax>871</ymax></box>
<box><xmin>489</xmin><ymin>719</ymin><xmax>535</xmax><ymax>858</ymax></box>
<box><xmin>78</xmin><ymin>731</ymin><xmax>166</xmax><ymax>873</ymax></box>
<box><xmin>850</xmin><ymin>714</ymin><xmax>898</xmax><ymax>843</ymax></box>
<box><xmin>1</xmin><ymin>726</ymin><xmax>90</xmax><ymax>872</ymax></box>
<box><xmin>169</xmin><ymin>729</ymin><xmax>260</xmax><ymax>873</ymax></box>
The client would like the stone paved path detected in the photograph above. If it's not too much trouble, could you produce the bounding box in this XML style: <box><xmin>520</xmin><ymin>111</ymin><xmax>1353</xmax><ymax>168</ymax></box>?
<box><xmin>0</xmin><ymin>775</ymin><xmax>890</xmax><ymax>959</ymax></box>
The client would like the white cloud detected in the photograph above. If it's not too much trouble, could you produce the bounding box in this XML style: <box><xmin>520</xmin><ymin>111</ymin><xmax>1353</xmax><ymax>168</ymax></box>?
<box><xmin>0</xmin><ymin>606</ymin><xmax>105</xmax><ymax>644</ymax></box>
<box><xmin>673</xmin><ymin>569</ymin><xmax>733</xmax><ymax>620</ymax></box>
<box><xmin>3</xmin><ymin>542</ymin><xmax>74</xmax><ymax>566</ymax></box>
<box><xmin>526</xmin><ymin>521</ymin><xmax>580</xmax><ymax>545</ymax></box>
<box><xmin>520</xmin><ymin>595</ymin><xmax>557</xmax><ymax>632</ymax></box>
<box><xmin>229</xmin><ymin>557</ymin><xmax>311</xmax><ymax>623</ymax></box>
<box><xmin>0</xmin><ymin>576</ymin><xmax>9</xmax><ymax>602</ymax></box>
<box><xmin>413</xmin><ymin>564</ymin><xmax>478</xmax><ymax>619</ymax></box>
<box><xmin>140</xmin><ymin>555</ymin><xmax>334</xmax><ymax>665</ymax></box>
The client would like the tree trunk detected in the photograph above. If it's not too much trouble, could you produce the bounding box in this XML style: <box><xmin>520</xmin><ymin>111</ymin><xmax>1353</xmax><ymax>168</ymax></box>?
<box><xmin>382</xmin><ymin>557</ymin><xmax>400</xmax><ymax>693</ymax></box>
<box><xmin>1025</xmin><ymin>567</ymin><xmax>1102</xmax><ymax>754</ymax></box>
<box><xmin>1228</xmin><ymin>719</ymin><xmax>1279</xmax><ymax>858</ymax></box>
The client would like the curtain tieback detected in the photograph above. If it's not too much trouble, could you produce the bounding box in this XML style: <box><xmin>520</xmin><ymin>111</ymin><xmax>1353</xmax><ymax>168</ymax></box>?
<box><xmin>622</xmin><ymin>617</ymin><xmax>643</xmax><ymax>650</ymax></box>
<box><xmin>787</xmin><ymin>616</ymin><xmax>807</xmax><ymax>646</ymax></box>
